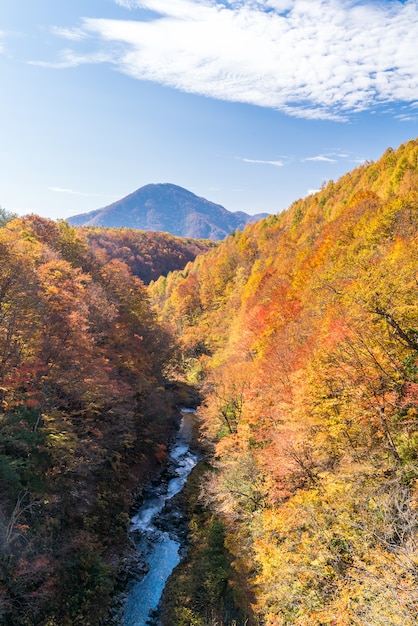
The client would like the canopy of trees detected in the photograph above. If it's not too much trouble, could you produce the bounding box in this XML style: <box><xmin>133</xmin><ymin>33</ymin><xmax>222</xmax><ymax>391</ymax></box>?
<box><xmin>0</xmin><ymin>215</ymin><xmax>180</xmax><ymax>625</ymax></box>
<box><xmin>2</xmin><ymin>138</ymin><xmax>417</xmax><ymax>625</ymax></box>
<box><xmin>150</xmin><ymin>138</ymin><xmax>418</xmax><ymax>625</ymax></box>
<box><xmin>79</xmin><ymin>226</ymin><xmax>215</xmax><ymax>284</ymax></box>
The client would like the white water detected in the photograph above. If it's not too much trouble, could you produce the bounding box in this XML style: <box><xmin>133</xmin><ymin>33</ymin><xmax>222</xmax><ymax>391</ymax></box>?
<box><xmin>123</xmin><ymin>410</ymin><xmax>198</xmax><ymax>626</ymax></box>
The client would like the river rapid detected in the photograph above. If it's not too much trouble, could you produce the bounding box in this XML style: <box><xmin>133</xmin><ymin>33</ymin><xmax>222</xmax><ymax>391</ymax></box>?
<box><xmin>123</xmin><ymin>409</ymin><xmax>199</xmax><ymax>626</ymax></box>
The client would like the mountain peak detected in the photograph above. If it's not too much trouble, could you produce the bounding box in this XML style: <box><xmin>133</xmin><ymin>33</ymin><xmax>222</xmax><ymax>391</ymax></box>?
<box><xmin>67</xmin><ymin>183</ymin><xmax>268</xmax><ymax>240</ymax></box>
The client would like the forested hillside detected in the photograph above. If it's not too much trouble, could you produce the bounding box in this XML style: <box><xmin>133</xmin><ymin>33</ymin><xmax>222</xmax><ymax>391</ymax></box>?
<box><xmin>150</xmin><ymin>138</ymin><xmax>418</xmax><ymax>625</ymax></box>
<box><xmin>1</xmin><ymin>138</ymin><xmax>417</xmax><ymax>626</ymax></box>
<box><xmin>79</xmin><ymin>226</ymin><xmax>215</xmax><ymax>284</ymax></box>
<box><xmin>0</xmin><ymin>215</ymin><xmax>182</xmax><ymax>625</ymax></box>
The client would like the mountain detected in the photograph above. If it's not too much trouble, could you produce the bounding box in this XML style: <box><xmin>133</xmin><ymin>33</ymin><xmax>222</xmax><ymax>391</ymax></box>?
<box><xmin>67</xmin><ymin>183</ymin><xmax>268</xmax><ymax>240</ymax></box>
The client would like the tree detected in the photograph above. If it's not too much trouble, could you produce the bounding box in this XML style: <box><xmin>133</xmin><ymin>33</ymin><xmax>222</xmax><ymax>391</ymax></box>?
<box><xmin>0</xmin><ymin>207</ymin><xmax>17</xmax><ymax>228</ymax></box>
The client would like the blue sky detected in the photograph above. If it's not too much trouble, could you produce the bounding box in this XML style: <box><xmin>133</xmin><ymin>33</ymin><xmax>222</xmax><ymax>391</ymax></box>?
<box><xmin>1</xmin><ymin>0</ymin><xmax>417</xmax><ymax>219</ymax></box>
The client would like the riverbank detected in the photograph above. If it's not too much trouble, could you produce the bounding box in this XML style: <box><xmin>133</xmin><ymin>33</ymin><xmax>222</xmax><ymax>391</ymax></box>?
<box><xmin>157</xmin><ymin>459</ymin><xmax>258</xmax><ymax>626</ymax></box>
<box><xmin>109</xmin><ymin>387</ymin><xmax>256</xmax><ymax>626</ymax></box>
<box><xmin>106</xmin><ymin>402</ymin><xmax>199</xmax><ymax>625</ymax></box>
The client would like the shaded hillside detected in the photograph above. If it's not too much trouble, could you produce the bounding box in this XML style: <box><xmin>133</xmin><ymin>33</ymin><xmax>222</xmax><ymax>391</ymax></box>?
<box><xmin>149</xmin><ymin>138</ymin><xmax>418</xmax><ymax>625</ymax></box>
<box><xmin>0</xmin><ymin>216</ymin><xmax>181</xmax><ymax>626</ymax></box>
<box><xmin>78</xmin><ymin>226</ymin><xmax>216</xmax><ymax>284</ymax></box>
<box><xmin>68</xmin><ymin>183</ymin><xmax>268</xmax><ymax>240</ymax></box>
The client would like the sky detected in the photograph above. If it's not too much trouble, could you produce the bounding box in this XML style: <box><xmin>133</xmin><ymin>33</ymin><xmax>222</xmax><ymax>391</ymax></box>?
<box><xmin>1</xmin><ymin>0</ymin><xmax>418</xmax><ymax>220</ymax></box>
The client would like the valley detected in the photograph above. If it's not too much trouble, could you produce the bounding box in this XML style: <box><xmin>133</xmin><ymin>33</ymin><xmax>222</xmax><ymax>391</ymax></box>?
<box><xmin>0</xmin><ymin>138</ymin><xmax>417</xmax><ymax>625</ymax></box>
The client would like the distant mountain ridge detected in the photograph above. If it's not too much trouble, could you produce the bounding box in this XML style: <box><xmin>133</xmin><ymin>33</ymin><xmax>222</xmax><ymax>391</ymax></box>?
<box><xmin>67</xmin><ymin>183</ymin><xmax>268</xmax><ymax>240</ymax></box>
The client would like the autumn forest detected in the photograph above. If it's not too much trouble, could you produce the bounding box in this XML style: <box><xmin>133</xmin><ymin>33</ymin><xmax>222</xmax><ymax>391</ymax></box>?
<box><xmin>1</xmin><ymin>138</ymin><xmax>418</xmax><ymax>625</ymax></box>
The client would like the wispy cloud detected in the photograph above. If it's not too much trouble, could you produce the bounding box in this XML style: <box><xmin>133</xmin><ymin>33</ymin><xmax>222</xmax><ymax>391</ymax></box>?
<box><xmin>51</xmin><ymin>26</ymin><xmax>89</xmax><ymax>42</ymax></box>
<box><xmin>302</xmin><ymin>150</ymin><xmax>367</xmax><ymax>165</ymax></box>
<box><xmin>395</xmin><ymin>104</ymin><xmax>418</xmax><ymax>122</ymax></box>
<box><xmin>240</xmin><ymin>157</ymin><xmax>286</xmax><ymax>167</ymax></box>
<box><xmin>114</xmin><ymin>0</ymin><xmax>139</xmax><ymax>7</ymax></box>
<box><xmin>49</xmin><ymin>186</ymin><xmax>103</xmax><ymax>197</ymax></box>
<box><xmin>31</xmin><ymin>49</ymin><xmax>116</xmax><ymax>69</ymax></box>
<box><xmin>396</xmin><ymin>114</ymin><xmax>417</xmax><ymax>122</ymax></box>
<box><xmin>303</xmin><ymin>155</ymin><xmax>337</xmax><ymax>163</ymax></box>
<box><xmin>48</xmin><ymin>0</ymin><xmax>418</xmax><ymax>120</ymax></box>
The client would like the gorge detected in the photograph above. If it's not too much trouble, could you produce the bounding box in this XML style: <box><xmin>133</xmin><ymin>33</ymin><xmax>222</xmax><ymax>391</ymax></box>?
<box><xmin>0</xmin><ymin>138</ymin><xmax>417</xmax><ymax>625</ymax></box>
<box><xmin>123</xmin><ymin>409</ymin><xmax>199</xmax><ymax>626</ymax></box>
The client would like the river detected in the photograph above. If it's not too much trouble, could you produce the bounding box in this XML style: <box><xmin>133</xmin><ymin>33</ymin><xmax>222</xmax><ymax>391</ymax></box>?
<box><xmin>123</xmin><ymin>409</ymin><xmax>199</xmax><ymax>626</ymax></box>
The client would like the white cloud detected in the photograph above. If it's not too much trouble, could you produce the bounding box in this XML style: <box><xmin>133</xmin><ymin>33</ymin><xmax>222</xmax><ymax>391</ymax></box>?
<box><xmin>114</xmin><ymin>0</ymin><xmax>139</xmax><ymax>7</ymax></box>
<box><xmin>303</xmin><ymin>155</ymin><xmax>337</xmax><ymax>163</ymax></box>
<box><xmin>240</xmin><ymin>157</ymin><xmax>286</xmax><ymax>167</ymax></box>
<box><xmin>396</xmin><ymin>113</ymin><xmax>417</xmax><ymax>122</ymax></box>
<box><xmin>31</xmin><ymin>49</ymin><xmax>116</xmax><ymax>69</ymax></box>
<box><xmin>302</xmin><ymin>150</ymin><xmax>369</xmax><ymax>164</ymax></box>
<box><xmin>51</xmin><ymin>26</ymin><xmax>88</xmax><ymax>41</ymax></box>
<box><xmin>49</xmin><ymin>187</ymin><xmax>103</xmax><ymax>197</ymax></box>
<box><xmin>51</xmin><ymin>0</ymin><xmax>418</xmax><ymax>120</ymax></box>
